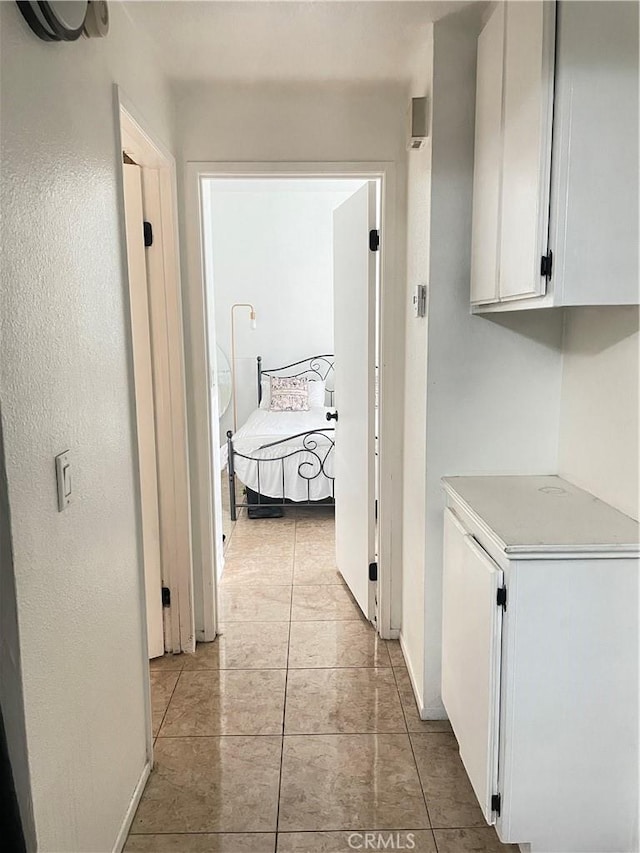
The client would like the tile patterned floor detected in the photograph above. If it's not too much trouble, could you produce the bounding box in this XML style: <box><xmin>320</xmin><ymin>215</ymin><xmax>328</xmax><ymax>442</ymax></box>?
<box><xmin>128</xmin><ymin>509</ymin><xmax>516</xmax><ymax>853</ymax></box>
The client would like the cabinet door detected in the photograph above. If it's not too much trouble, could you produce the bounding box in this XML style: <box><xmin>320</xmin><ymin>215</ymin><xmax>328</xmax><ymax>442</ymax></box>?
<box><xmin>499</xmin><ymin>1</ymin><xmax>555</xmax><ymax>301</ymax></box>
<box><xmin>442</xmin><ymin>509</ymin><xmax>503</xmax><ymax>824</ymax></box>
<box><xmin>470</xmin><ymin>3</ymin><xmax>504</xmax><ymax>305</ymax></box>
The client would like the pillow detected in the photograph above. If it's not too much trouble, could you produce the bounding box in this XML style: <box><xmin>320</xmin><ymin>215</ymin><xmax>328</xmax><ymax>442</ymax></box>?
<box><xmin>308</xmin><ymin>379</ymin><xmax>326</xmax><ymax>408</ymax></box>
<box><xmin>269</xmin><ymin>376</ymin><xmax>310</xmax><ymax>412</ymax></box>
<box><xmin>259</xmin><ymin>378</ymin><xmax>271</xmax><ymax>409</ymax></box>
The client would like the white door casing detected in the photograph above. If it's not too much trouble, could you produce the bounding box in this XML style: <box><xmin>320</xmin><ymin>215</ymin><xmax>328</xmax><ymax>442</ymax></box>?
<box><xmin>332</xmin><ymin>181</ymin><xmax>377</xmax><ymax>620</ymax></box>
<box><xmin>122</xmin><ymin>163</ymin><xmax>165</xmax><ymax>659</ymax></box>
<box><xmin>442</xmin><ymin>508</ymin><xmax>503</xmax><ymax>824</ymax></box>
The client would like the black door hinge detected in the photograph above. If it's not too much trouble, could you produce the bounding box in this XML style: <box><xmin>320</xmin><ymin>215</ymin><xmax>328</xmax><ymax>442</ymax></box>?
<box><xmin>375</xmin><ymin>499</ymin><xmax>378</xmax><ymax>521</ymax></box>
<box><xmin>143</xmin><ymin>221</ymin><xmax>153</xmax><ymax>247</ymax></box>
<box><xmin>369</xmin><ymin>562</ymin><xmax>378</xmax><ymax>582</ymax></box>
<box><xmin>161</xmin><ymin>586</ymin><xmax>171</xmax><ymax>607</ymax></box>
<box><xmin>540</xmin><ymin>251</ymin><xmax>553</xmax><ymax>278</ymax></box>
<box><xmin>491</xmin><ymin>793</ymin><xmax>501</xmax><ymax>816</ymax></box>
<box><xmin>496</xmin><ymin>586</ymin><xmax>507</xmax><ymax>610</ymax></box>
<box><xmin>369</xmin><ymin>229</ymin><xmax>380</xmax><ymax>252</ymax></box>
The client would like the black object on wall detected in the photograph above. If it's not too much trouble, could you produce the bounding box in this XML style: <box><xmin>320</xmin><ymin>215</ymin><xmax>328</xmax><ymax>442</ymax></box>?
<box><xmin>0</xmin><ymin>708</ymin><xmax>26</xmax><ymax>853</ymax></box>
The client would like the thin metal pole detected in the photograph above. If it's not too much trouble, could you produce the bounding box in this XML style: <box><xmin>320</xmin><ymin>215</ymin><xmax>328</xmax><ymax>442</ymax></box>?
<box><xmin>230</xmin><ymin>302</ymin><xmax>256</xmax><ymax>433</ymax></box>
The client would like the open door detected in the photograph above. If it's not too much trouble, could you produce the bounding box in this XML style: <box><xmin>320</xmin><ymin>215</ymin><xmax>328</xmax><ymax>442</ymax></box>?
<box><xmin>122</xmin><ymin>162</ymin><xmax>165</xmax><ymax>659</ymax></box>
<box><xmin>332</xmin><ymin>181</ymin><xmax>377</xmax><ymax>620</ymax></box>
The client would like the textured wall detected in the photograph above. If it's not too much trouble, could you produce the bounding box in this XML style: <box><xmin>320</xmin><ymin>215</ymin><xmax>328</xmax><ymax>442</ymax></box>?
<box><xmin>559</xmin><ymin>307</ymin><xmax>640</xmax><ymax>520</ymax></box>
<box><xmin>0</xmin><ymin>4</ymin><xmax>174</xmax><ymax>849</ymax></box>
<box><xmin>419</xmin><ymin>12</ymin><xmax>564</xmax><ymax>716</ymax></box>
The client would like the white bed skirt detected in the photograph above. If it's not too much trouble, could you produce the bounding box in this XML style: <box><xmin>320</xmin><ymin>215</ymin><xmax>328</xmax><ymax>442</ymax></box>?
<box><xmin>230</xmin><ymin>407</ymin><xmax>335</xmax><ymax>502</ymax></box>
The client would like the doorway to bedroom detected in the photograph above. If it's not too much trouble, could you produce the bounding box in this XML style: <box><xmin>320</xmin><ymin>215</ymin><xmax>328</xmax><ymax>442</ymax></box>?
<box><xmin>200</xmin><ymin>176</ymin><xmax>381</xmax><ymax>633</ymax></box>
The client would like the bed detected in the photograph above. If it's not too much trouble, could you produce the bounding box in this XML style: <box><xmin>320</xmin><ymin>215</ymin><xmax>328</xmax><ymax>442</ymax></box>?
<box><xmin>226</xmin><ymin>355</ymin><xmax>336</xmax><ymax>519</ymax></box>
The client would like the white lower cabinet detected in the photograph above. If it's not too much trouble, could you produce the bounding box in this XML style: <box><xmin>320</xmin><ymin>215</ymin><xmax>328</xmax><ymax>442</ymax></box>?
<box><xmin>442</xmin><ymin>476</ymin><xmax>639</xmax><ymax>853</ymax></box>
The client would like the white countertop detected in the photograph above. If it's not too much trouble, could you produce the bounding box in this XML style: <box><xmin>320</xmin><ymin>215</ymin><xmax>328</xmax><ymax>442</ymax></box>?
<box><xmin>442</xmin><ymin>475</ymin><xmax>640</xmax><ymax>556</ymax></box>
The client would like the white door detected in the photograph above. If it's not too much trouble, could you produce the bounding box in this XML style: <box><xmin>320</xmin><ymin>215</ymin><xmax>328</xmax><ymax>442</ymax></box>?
<box><xmin>470</xmin><ymin>1</ymin><xmax>504</xmax><ymax>305</ymax></box>
<box><xmin>332</xmin><ymin>182</ymin><xmax>377</xmax><ymax>619</ymax></box>
<box><xmin>442</xmin><ymin>508</ymin><xmax>503</xmax><ymax>823</ymax></box>
<box><xmin>122</xmin><ymin>163</ymin><xmax>165</xmax><ymax>659</ymax></box>
<box><xmin>499</xmin><ymin>0</ymin><xmax>555</xmax><ymax>301</ymax></box>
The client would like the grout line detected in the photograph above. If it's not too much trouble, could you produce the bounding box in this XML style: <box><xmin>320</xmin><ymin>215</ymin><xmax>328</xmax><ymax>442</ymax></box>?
<box><xmin>153</xmin><ymin>669</ymin><xmax>183</xmax><ymax>739</ymax></box>
<box><xmin>129</xmin><ymin>826</ymin><xmax>479</xmax><ymax>836</ymax></box>
<box><xmin>274</xmin><ymin>512</ymin><xmax>297</xmax><ymax>847</ymax></box>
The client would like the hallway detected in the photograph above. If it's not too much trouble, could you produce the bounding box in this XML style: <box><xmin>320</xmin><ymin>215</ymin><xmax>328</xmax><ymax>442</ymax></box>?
<box><xmin>126</xmin><ymin>508</ymin><xmax>513</xmax><ymax>852</ymax></box>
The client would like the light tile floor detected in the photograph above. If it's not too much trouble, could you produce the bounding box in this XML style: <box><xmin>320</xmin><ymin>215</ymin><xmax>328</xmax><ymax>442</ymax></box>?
<box><xmin>127</xmin><ymin>508</ymin><xmax>516</xmax><ymax>853</ymax></box>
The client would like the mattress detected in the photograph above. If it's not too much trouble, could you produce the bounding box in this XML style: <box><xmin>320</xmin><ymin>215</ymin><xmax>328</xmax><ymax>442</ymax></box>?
<box><xmin>231</xmin><ymin>407</ymin><xmax>335</xmax><ymax>502</ymax></box>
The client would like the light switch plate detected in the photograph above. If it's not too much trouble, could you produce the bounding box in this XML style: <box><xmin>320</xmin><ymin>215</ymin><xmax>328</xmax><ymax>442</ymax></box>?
<box><xmin>55</xmin><ymin>451</ymin><xmax>72</xmax><ymax>511</ymax></box>
<box><xmin>413</xmin><ymin>284</ymin><xmax>427</xmax><ymax>317</ymax></box>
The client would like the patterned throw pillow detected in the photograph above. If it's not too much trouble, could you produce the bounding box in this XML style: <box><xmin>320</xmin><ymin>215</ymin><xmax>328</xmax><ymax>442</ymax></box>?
<box><xmin>269</xmin><ymin>376</ymin><xmax>310</xmax><ymax>412</ymax></box>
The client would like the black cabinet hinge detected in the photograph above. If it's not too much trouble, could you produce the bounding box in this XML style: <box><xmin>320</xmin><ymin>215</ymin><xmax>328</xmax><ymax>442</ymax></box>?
<box><xmin>540</xmin><ymin>251</ymin><xmax>553</xmax><ymax>278</ymax></box>
<box><xmin>161</xmin><ymin>586</ymin><xmax>171</xmax><ymax>607</ymax></box>
<box><xmin>369</xmin><ymin>562</ymin><xmax>378</xmax><ymax>582</ymax></box>
<box><xmin>369</xmin><ymin>229</ymin><xmax>380</xmax><ymax>252</ymax></box>
<box><xmin>496</xmin><ymin>586</ymin><xmax>507</xmax><ymax>610</ymax></box>
<box><xmin>143</xmin><ymin>221</ymin><xmax>153</xmax><ymax>247</ymax></box>
<box><xmin>491</xmin><ymin>793</ymin><xmax>501</xmax><ymax>815</ymax></box>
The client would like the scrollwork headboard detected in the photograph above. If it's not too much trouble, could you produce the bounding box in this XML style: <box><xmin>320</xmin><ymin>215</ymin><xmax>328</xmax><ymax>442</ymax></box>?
<box><xmin>257</xmin><ymin>355</ymin><xmax>335</xmax><ymax>406</ymax></box>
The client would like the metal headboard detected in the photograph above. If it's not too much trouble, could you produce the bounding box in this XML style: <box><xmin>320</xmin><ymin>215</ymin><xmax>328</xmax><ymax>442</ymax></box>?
<box><xmin>257</xmin><ymin>354</ymin><xmax>335</xmax><ymax>406</ymax></box>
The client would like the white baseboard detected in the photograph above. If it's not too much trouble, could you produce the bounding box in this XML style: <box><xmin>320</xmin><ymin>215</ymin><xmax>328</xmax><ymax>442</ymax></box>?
<box><xmin>385</xmin><ymin>627</ymin><xmax>400</xmax><ymax>640</ymax></box>
<box><xmin>112</xmin><ymin>761</ymin><xmax>151</xmax><ymax>853</ymax></box>
<box><xmin>398</xmin><ymin>632</ymin><xmax>424</xmax><ymax>711</ymax></box>
<box><xmin>399</xmin><ymin>633</ymin><xmax>448</xmax><ymax>721</ymax></box>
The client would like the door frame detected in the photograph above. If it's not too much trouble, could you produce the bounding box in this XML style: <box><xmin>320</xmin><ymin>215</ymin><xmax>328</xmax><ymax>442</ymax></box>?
<box><xmin>117</xmin><ymin>89</ymin><xmax>195</xmax><ymax>658</ymax></box>
<box><xmin>184</xmin><ymin>161</ymin><xmax>401</xmax><ymax>640</ymax></box>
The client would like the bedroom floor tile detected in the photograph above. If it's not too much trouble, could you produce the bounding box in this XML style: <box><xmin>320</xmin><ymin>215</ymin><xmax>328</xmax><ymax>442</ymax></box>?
<box><xmin>125</xmin><ymin>833</ymin><xmax>277</xmax><ymax>853</ymax></box>
<box><xmin>149</xmin><ymin>653</ymin><xmax>186</xmax><ymax>671</ymax></box>
<box><xmin>288</xmin><ymin>620</ymin><xmax>391</xmax><ymax>669</ymax></box>
<box><xmin>131</xmin><ymin>736</ymin><xmax>282</xmax><ymax>834</ymax></box>
<box><xmin>220</xmin><ymin>585</ymin><xmax>293</xmax><ymax>622</ymax></box>
<box><xmin>284</xmin><ymin>668</ymin><xmax>406</xmax><ymax>734</ymax></box>
<box><xmin>160</xmin><ymin>669</ymin><xmax>286</xmax><ymax>736</ymax></box>
<box><xmin>278</xmin><ymin>734</ymin><xmax>430</xmax><ymax>831</ymax></box>
<box><xmin>411</xmin><ymin>733</ymin><xmax>487</xmax><ymax>829</ymax></box>
<box><xmin>221</xmin><ymin>555</ymin><xmax>294</xmax><ymax>586</ymax></box>
<box><xmin>184</xmin><ymin>623</ymin><xmax>290</xmax><ymax>670</ymax></box>
<box><xmin>130</xmin><ymin>510</ymin><xmax>470</xmax><ymax>850</ymax></box>
<box><xmin>293</xmin><ymin>557</ymin><xmax>342</xmax><ymax>585</ymax></box>
<box><xmin>291</xmin><ymin>584</ymin><xmax>361</xmax><ymax>621</ymax></box>
<box><xmin>150</xmin><ymin>671</ymin><xmax>179</xmax><ymax>736</ymax></box>
<box><xmin>226</xmin><ymin>538</ymin><xmax>295</xmax><ymax>560</ymax></box>
<box><xmin>276</xmin><ymin>831</ymin><xmax>437</xmax><ymax>852</ymax></box>
<box><xmin>432</xmin><ymin>828</ymin><xmax>518</xmax><ymax>852</ymax></box>
<box><xmin>394</xmin><ymin>666</ymin><xmax>453</xmax><ymax>734</ymax></box>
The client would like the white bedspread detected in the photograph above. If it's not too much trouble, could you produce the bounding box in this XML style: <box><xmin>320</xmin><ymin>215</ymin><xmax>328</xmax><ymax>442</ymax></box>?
<box><xmin>231</xmin><ymin>407</ymin><xmax>335</xmax><ymax>502</ymax></box>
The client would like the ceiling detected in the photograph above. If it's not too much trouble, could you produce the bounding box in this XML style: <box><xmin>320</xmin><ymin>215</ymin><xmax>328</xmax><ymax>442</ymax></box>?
<box><xmin>124</xmin><ymin>1</ymin><xmax>474</xmax><ymax>83</ymax></box>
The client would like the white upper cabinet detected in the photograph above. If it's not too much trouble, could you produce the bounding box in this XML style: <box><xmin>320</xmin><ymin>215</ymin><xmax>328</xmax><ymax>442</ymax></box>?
<box><xmin>469</xmin><ymin>2</ymin><xmax>504</xmax><ymax>305</ymax></box>
<box><xmin>549</xmin><ymin>1</ymin><xmax>639</xmax><ymax>305</ymax></box>
<box><xmin>471</xmin><ymin>1</ymin><xmax>639</xmax><ymax>311</ymax></box>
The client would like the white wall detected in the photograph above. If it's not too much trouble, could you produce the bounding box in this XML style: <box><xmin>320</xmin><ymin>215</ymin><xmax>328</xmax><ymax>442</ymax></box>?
<box><xmin>207</xmin><ymin>182</ymin><xmax>355</xmax><ymax>437</ymax></box>
<box><xmin>177</xmin><ymin>80</ymin><xmax>409</xmax><ymax>631</ymax></box>
<box><xmin>559</xmin><ymin>307</ymin><xmax>640</xmax><ymax>520</ymax></box>
<box><xmin>0</xmin><ymin>4</ymin><xmax>174</xmax><ymax>850</ymax></box>
<box><xmin>405</xmin><ymin>11</ymin><xmax>565</xmax><ymax>717</ymax></box>
<box><xmin>401</xmin><ymin>29</ymin><xmax>433</xmax><ymax>707</ymax></box>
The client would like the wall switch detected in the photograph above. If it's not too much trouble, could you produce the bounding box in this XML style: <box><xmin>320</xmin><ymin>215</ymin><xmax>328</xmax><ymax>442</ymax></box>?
<box><xmin>55</xmin><ymin>451</ymin><xmax>72</xmax><ymax>511</ymax></box>
<box><xmin>413</xmin><ymin>284</ymin><xmax>427</xmax><ymax>317</ymax></box>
